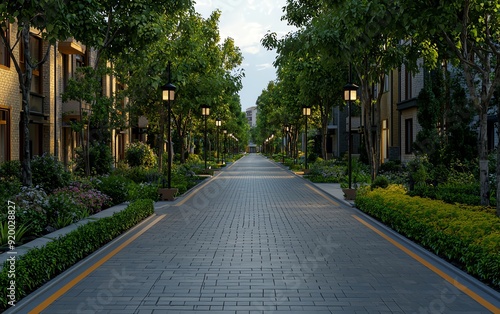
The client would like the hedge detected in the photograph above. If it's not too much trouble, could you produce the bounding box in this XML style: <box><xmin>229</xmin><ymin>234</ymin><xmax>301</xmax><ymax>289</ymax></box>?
<box><xmin>0</xmin><ymin>199</ymin><xmax>154</xmax><ymax>311</ymax></box>
<box><xmin>355</xmin><ymin>185</ymin><xmax>500</xmax><ymax>290</ymax></box>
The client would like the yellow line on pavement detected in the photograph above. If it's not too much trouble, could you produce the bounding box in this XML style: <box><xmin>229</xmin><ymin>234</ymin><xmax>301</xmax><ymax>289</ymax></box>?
<box><xmin>175</xmin><ymin>176</ymin><xmax>215</xmax><ymax>206</ymax></box>
<box><xmin>29</xmin><ymin>214</ymin><xmax>166</xmax><ymax>314</ymax></box>
<box><xmin>352</xmin><ymin>215</ymin><xmax>499</xmax><ymax>313</ymax></box>
<box><xmin>305</xmin><ymin>183</ymin><xmax>340</xmax><ymax>206</ymax></box>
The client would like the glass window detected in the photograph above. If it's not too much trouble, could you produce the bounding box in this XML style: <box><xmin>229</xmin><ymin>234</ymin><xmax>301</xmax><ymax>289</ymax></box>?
<box><xmin>405</xmin><ymin>118</ymin><xmax>413</xmax><ymax>154</ymax></box>
<box><xmin>0</xmin><ymin>23</ymin><xmax>10</xmax><ymax>67</ymax></box>
<box><xmin>0</xmin><ymin>109</ymin><xmax>10</xmax><ymax>162</ymax></box>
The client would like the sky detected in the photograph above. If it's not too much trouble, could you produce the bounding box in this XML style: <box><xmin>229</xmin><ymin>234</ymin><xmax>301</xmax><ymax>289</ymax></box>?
<box><xmin>194</xmin><ymin>0</ymin><xmax>296</xmax><ymax>112</ymax></box>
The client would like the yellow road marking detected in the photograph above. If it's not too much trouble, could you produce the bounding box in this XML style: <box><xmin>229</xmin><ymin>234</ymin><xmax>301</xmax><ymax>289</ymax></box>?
<box><xmin>305</xmin><ymin>183</ymin><xmax>340</xmax><ymax>206</ymax></box>
<box><xmin>352</xmin><ymin>215</ymin><xmax>499</xmax><ymax>313</ymax></box>
<box><xmin>175</xmin><ymin>176</ymin><xmax>215</xmax><ymax>206</ymax></box>
<box><xmin>29</xmin><ymin>214</ymin><xmax>166</xmax><ymax>314</ymax></box>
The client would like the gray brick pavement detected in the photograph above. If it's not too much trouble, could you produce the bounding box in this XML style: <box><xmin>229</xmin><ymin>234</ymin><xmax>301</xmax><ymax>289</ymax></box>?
<box><xmin>9</xmin><ymin>154</ymin><xmax>499</xmax><ymax>313</ymax></box>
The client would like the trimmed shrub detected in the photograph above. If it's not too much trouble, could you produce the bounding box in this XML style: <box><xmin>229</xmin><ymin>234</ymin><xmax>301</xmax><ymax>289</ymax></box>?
<box><xmin>31</xmin><ymin>154</ymin><xmax>71</xmax><ymax>193</ymax></box>
<box><xmin>95</xmin><ymin>175</ymin><xmax>130</xmax><ymax>206</ymax></box>
<box><xmin>371</xmin><ymin>176</ymin><xmax>389</xmax><ymax>190</ymax></box>
<box><xmin>0</xmin><ymin>199</ymin><xmax>154</xmax><ymax>311</ymax></box>
<box><xmin>356</xmin><ymin>185</ymin><xmax>500</xmax><ymax>289</ymax></box>
<box><xmin>125</xmin><ymin>142</ymin><xmax>157</xmax><ymax>168</ymax></box>
<box><xmin>128</xmin><ymin>182</ymin><xmax>159</xmax><ymax>202</ymax></box>
<box><xmin>0</xmin><ymin>160</ymin><xmax>21</xmax><ymax>180</ymax></box>
<box><xmin>75</xmin><ymin>142</ymin><xmax>113</xmax><ymax>175</ymax></box>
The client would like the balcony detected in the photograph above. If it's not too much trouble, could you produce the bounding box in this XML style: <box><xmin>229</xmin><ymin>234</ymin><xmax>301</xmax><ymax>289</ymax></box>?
<box><xmin>58</xmin><ymin>38</ymin><xmax>85</xmax><ymax>55</ymax></box>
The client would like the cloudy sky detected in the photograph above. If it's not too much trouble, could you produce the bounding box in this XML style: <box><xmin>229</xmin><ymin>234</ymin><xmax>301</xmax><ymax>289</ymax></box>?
<box><xmin>194</xmin><ymin>0</ymin><xmax>296</xmax><ymax>111</ymax></box>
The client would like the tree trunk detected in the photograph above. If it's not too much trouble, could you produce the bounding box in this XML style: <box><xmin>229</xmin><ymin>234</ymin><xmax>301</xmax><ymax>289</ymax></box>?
<box><xmin>497</xmin><ymin>106</ymin><xmax>500</xmax><ymax>217</ymax></box>
<box><xmin>20</xmin><ymin>26</ymin><xmax>33</xmax><ymax>186</ymax></box>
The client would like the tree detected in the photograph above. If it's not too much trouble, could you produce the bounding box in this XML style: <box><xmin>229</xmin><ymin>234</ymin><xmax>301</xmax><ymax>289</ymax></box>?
<box><xmin>276</xmin><ymin>0</ymin><xmax>420</xmax><ymax>180</ymax></box>
<box><xmin>0</xmin><ymin>1</ymin><xmax>76</xmax><ymax>185</ymax></box>
<box><xmin>119</xmin><ymin>8</ymin><xmax>244</xmax><ymax>164</ymax></box>
<box><xmin>404</xmin><ymin>0</ymin><xmax>500</xmax><ymax>210</ymax></box>
<box><xmin>262</xmin><ymin>28</ymin><xmax>346</xmax><ymax>160</ymax></box>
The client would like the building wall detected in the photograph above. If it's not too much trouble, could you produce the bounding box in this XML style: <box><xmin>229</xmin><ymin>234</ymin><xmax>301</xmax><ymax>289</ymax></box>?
<box><xmin>400</xmin><ymin>107</ymin><xmax>422</xmax><ymax>163</ymax></box>
<box><xmin>0</xmin><ymin>23</ymin><xmax>130</xmax><ymax>167</ymax></box>
<box><xmin>0</xmin><ymin>23</ymin><xmax>21</xmax><ymax>161</ymax></box>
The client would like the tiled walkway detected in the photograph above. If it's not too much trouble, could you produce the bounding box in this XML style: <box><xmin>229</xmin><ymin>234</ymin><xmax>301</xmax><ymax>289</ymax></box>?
<box><xmin>9</xmin><ymin>154</ymin><xmax>500</xmax><ymax>313</ymax></box>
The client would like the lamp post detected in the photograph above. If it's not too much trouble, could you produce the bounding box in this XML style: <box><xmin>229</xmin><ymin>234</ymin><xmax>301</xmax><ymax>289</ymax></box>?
<box><xmin>216</xmin><ymin>118</ymin><xmax>221</xmax><ymax>164</ymax></box>
<box><xmin>222</xmin><ymin>129</ymin><xmax>227</xmax><ymax>164</ymax></box>
<box><xmin>201</xmin><ymin>105</ymin><xmax>210</xmax><ymax>170</ymax></box>
<box><xmin>302</xmin><ymin>106</ymin><xmax>311</xmax><ymax>170</ymax></box>
<box><xmin>161</xmin><ymin>63</ymin><xmax>176</xmax><ymax>190</ymax></box>
<box><xmin>344</xmin><ymin>81</ymin><xmax>358</xmax><ymax>189</ymax></box>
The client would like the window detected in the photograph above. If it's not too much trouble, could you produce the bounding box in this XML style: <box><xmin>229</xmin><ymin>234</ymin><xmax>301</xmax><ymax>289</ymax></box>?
<box><xmin>405</xmin><ymin>118</ymin><xmax>413</xmax><ymax>154</ymax></box>
<box><xmin>0</xmin><ymin>109</ymin><xmax>10</xmax><ymax>162</ymax></box>
<box><xmin>30</xmin><ymin>35</ymin><xmax>42</xmax><ymax>94</ymax></box>
<box><xmin>0</xmin><ymin>23</ymin><xmax>10</xmax><ymax>67</ymax></box>
<box><xmin>405</xmin><ymin>69</ymin><xmax>412</xmax><ymax>100</ymax></box>
<box><xmin>20</xmin><ymin>34</ymin><xmax>43</xmax><ymax>93</ymax></box>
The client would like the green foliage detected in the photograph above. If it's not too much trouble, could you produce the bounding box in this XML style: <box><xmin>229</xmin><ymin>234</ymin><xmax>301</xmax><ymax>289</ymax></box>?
<box><xmin>371</xmin><ymin>176</ymin><xmax>389</xmax><ymax>190</ymax></box>
<box><xmin>53</xmin><ymin>182</ymin><xmax>111</xmax><ymax>215</ymax></box>
<box><xmin>10</xmin><ymin>186</ymin><xmax>48</xmax><ymax>237</ymax></box>
<box><xmin>0</xmin><ymin>179</ymin><xmax>21</xmax><ymax>205</ymax></box>
<box><xmin>128</xmin><ymin>182</ymin><xmax>159</xmax><ymax>202</ymax></box>
<box><xmin>0</xmin><ymin>199</ymin><xmax>154</xmax><ymax>311</ymax></box>
<box><xmin>75</xmin><ymin>142</ymin><xmax>113</xmax><ymax>176</ymax></box>
<box><xmin>44</xmin><ymin>192</ymin><xmax>87</xmax><ymax>231</ymax></box>
<box><xmin>95</xmin><ymin>175</ymin><xmax>130</xmax><ymax>206</ymax></box>
<box><xmin>31</xmin><ymin>154</ymin><xmax>71</xmax><ymax>193</ymax></box>
<box><xmin>356</xmin><ymin>185</ymin><xmax>500</xmax><ymax>289</ymax></box>
<box><xmin>305</xmin><ymin>159</ymin><xmax>345</xmax><ymax>183</ymax></box>
<box><xmin>0</xmin><ymin>160</ymin><xmax>21</xmax><ymax>180</ymax></box>
<box><xmin>125</xmin><ymin>142</ymin><xmax>157</xmax><ymax>168</ymax></box>
<box><xmin>0</xmin><ymin>222</ymin><xmax>30</xmax><ymax>248</ymax></box>
<box><xmin>113</xmin><ymin>166</ymin><xmax>162</xmax><ymax>184</ymax></box>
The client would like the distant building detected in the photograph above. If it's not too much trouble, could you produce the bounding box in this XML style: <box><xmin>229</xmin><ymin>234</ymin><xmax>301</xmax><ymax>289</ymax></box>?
<box><xmin>245</xmin><ymin>106</ymin><xmax>257</xmax><ymax>127</ymax></box>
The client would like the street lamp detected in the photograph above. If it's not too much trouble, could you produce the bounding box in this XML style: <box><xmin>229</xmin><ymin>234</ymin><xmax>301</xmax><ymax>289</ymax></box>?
<box><xmin>222</xmin><ymin>129</ymin><xmax>227</xmax><ymax>163</ymax></box>
<box><xmin>161</xmin><ymin>64</ymin><xmax>176</xmax><ymax>190</ymax></box>
<box><xmin>216</xmin><ymin>118</ymin><xmax>221</xmax><ymax>164</ymax></box>
<box><xmin>201</xmin><ymin>105</ymin><xmax>210</xmax><ymax>170</ymax></box>
<box><xmin>302</xmin><ymin>106</ymin><xmax>311</xmax><ymax>170</ymax></box>
<box><xmin>344</xmin><ymin>81</ymin><xmax>358</xmax><ymax>189</ymax></box>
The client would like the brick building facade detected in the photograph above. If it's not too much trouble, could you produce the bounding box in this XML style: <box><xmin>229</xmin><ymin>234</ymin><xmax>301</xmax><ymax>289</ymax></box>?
<box><xmin>0</xmin><ymin>23</ymin><xmax>129</xmax><ymax>168</ymax></box>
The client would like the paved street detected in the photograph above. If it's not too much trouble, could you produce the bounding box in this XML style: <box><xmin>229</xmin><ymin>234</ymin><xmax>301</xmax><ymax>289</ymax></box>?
<box><xmin>10</xmin><ymin>154</ymin><xmax>500</xmax><ymax>313</ymax></box>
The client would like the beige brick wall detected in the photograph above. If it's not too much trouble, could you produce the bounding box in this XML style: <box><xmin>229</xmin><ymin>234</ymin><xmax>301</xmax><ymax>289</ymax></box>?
<box><xmin>400</xmin><ymin>107</ymin><xmax>422</xmax><ymax>163</ymax></box>
<box><xmin>0</xmin><ymin>23</ymin><xmax>21</xmax><ymax>160</ymax></box>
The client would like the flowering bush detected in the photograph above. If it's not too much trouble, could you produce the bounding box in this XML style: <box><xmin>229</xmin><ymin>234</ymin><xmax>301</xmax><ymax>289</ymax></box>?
<box><xmin>53</xmin><ymin>182</ymin><xmax>111</xmax><ymax>214</ymax></box>
<box><xmin>10</xmin><ymin>186</ymin><xmax>48</xmax><ymax>236</ymax></box>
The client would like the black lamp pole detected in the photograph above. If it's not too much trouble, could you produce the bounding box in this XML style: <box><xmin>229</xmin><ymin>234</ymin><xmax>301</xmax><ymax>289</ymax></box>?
<box><xmin>216</xmin><ymin>118</ymin><xmax>221</xmax><ymax>164</ymax></box>
<box><xmin>302</xmin><ymin>106</ymin><xmax>311</xmax><ymax>169</ymax></box>
<box><xmin>161</xmin><ymin>62</ymin><xmax>176</xmax><ymax>189</ymax></box>
<box><xmin>201</xmin><ymin>105</ymin><xmax>210</xmax><ymax>170</ymax></box>
<box><xmin>344</xmin><ymin>65</ymin><xmax>358</xmax><ymax>190</ymax></box>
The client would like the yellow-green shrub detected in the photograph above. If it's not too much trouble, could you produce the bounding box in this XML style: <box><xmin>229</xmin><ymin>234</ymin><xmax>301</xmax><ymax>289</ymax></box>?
<box><xmin>356</xmin><ymin>185</ymin><xmax>500</xmax><ymax>289</ymax></box>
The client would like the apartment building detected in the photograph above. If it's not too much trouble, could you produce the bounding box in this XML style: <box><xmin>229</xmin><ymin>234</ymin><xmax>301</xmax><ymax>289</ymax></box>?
<box><xmin>0</xmin><ymin>22</ymin><xmax>129</xmax><ymax>168</ymax></box>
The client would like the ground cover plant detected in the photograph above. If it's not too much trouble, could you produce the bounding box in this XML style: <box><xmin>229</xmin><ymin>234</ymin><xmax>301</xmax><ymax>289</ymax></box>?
<box><xmin>356</xmin><ymin>185</ymin><xmax>500</xmax><ymax>290</ymax></box>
